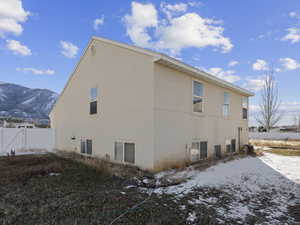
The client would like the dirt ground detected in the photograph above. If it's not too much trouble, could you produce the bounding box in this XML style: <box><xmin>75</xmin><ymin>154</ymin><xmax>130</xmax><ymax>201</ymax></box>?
<box><xmin>0</xmin><ymin>153</ymin><xmax>299</xmax><ymax>225</ymax></box>
<box><xmin>0</xmin><ymin>154</ymin><xmax>198</xmax><ymax>225</ymax></box>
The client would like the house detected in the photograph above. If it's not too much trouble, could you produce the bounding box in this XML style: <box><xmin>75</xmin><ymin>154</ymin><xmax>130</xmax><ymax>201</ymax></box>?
<box><xmin>50</xmin><ymin>36</ymin><xmax>254</xmax><ymax>171</ymax></box>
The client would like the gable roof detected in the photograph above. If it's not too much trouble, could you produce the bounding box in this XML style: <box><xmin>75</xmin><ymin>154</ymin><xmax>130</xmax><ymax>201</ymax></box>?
<box><xmin>50</xmin><ymin>36</ymin><xmax>254</xmax><ymax>116</ymax></box>
<box><xmin>93</xmin><ymin>36</ymin><xmax>254</xmax><ymax>96</ymax></box>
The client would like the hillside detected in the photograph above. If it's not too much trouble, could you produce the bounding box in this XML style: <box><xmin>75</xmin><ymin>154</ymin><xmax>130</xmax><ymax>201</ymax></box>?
<box><xmin>0</xmin><ymin>82</ymin><xmax>58</xmax><ymax>119</ymax></box>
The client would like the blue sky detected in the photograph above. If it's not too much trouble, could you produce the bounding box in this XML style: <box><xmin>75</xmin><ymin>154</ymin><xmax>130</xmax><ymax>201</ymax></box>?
<box><xmin>1</xmin><ymin>0</ymin><xmax>300</xmax><ymax>124</ymax></box>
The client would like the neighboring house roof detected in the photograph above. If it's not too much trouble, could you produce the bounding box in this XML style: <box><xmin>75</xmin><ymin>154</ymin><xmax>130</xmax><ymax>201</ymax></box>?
<box><xmin>50</xmin><ymin>36</ymin><xmax>254</xmax><ymax>115</ymax></box>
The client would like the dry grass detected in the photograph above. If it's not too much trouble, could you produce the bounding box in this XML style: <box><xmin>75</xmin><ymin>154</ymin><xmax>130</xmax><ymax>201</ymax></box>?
<box><xmin>250</xmin><ymin>140</ymin><xmax>300</xmax><ymax>149</ymax></box>
<box><xmin>56</xmin><ymin>150</ymin><xmax>151</xmax><ymax>179</ymax></box>
<box><xmin>154</xmin><ymin>159</ymin><xmax>190</xmax><ymax>172</ymax></box>
<box><xmin>264</xmin><ymin>148</ymin><xmax>300</xmax><ymax>156</ymax></box>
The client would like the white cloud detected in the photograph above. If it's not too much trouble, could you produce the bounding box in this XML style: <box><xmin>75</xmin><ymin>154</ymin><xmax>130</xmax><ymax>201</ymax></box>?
<box><xmin>0</xmin><ymin>0</ymin><xmax>30</xmax><ymax>37</ymax></box>
<box><xmin>289</xmin><ymin>12</ymin><xmax>300</xmax><ymax>19</ymax></box>
<box><xmin>6</xmin><ymin>39</ymin><xmax>31</xmax><ymax>56</ymax></box>
<box><xmin>60</xmin><ymin>41</ymin><xmax>79</xmax><ymax>58</ymax></box>
<box><xmin>280</xmin><ymin>57</ymin><xmax>300</xmax><ymax>70</ymax></box>
<box><xmin>281</xmin><ymin>28</ymin><xmax>300</xmax><ymax>43</ymax></box>
<box><xmin>123</xmin><ymin>2</ymin><xmax>158</xmax><ymax>48</ymax></box>
<box><xmin>244</xmin><ymin>77</ymin><xmax>265</xmax><ymax>92</ymax></box>
<box><xmin>228</xmin><ymin>60</ymin><xmax>238</xmax><ymax>67</ymax></box>
<box><xmin>252</xmin><ymin>59</ymin><xmax>268</xmax><ymax>71</ymax></box>
<box><xmin>16</xmin><ymin>67</ymin><xmax>55</xmax><ymax>75</ymax></box>
<box><xmin>160</xmin><ymin>2</ymin><xmax>188</xmax><ymax>19</ymax></box>
<box><xmin>123</xmin><ymin>2</ymin><xmax>233</xmax><ymax>55</ymax></box>
<box><xmin>207</xmin><ymin>67</ymin><xmax>240</xmax><ymax>83</ymax></box>
<box><xmin>156</xmin><ymin>13</ymin><xmax>232</xmax><ymax>55</ymax></box>
<box><xmin>93</xmin><ymin>15</ymin><xmax>104</xmax><ymax>30</ymax></box>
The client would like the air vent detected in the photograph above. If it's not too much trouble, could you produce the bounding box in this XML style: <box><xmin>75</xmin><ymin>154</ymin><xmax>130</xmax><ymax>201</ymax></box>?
<box><xmin>91</xmin><ymin>45</ymin><xmax>96</xmax><ymax>56</ymax></box>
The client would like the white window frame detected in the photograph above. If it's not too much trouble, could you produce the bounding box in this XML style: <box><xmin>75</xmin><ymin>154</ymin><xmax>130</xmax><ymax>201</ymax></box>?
<box><xmin>242</xmin><ymin>96</ymin><xmax>248</xmax><ymax>120</ymax></box>
<box><xmin>89</xmin><ymin>87</ymin><xmax>98</xmax><ymax>115</ymax></box>
<box><xmin>114</xmin><ymin>141</ymin><xmax>136</xmax><ymax>164</ymax></box>
<box><xmin>223</xmin><ymin>92</ymin><xmax>230</xmax><ymax>117</ymax></box>
<box><xmin>192</xmin><ymin>80</ymin><xmax>204</xmax><ymax>113</ymax></box>
<box><xmin>191</xmin><ymin>140</ymin><xmax>208</xmax><ymax>161</ymax></box>
<box><xmin>90</xmin><ymin>87</ymin><xmax>98</xmax><ymax>102</ymax></box>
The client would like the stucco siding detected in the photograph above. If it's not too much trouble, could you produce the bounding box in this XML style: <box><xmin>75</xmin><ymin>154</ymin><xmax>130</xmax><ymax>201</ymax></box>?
<box><xmin>50</xmin><ymin>39</ymin><xmax>155</xmax><ymax>169</ymax></box>
<box><xmin>153</xmin><ymin>64</ymin><xmax>249</xmax><ymax>169</ymax></box>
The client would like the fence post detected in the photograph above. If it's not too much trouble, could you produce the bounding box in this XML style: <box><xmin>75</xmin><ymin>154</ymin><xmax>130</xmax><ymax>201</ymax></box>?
<box><xmin>0</xmin><ymin>128</ymin><xmax>3</xmax><ymax>153</ymax></box>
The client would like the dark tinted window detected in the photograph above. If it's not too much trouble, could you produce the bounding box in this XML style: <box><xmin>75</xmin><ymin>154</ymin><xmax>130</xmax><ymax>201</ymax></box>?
<box><xmin>90</xmin><ymin>101</ymin><xmax>97</xmax><ymax>115</ymax></box>
<box><xmin>226</xmin><ymin>144</ymin><xmax>231</xmax><ymax>153</ymax></box>
<box><xmin>200</xmin><ymin>142</ymin><xmax>208</xmax><ymax>159</ymax></box>
<box><xmin>231</xmin><ymin>139</ymin><xmax>236</xmax><ymax>152</ymax></box>
<box><xmin>86</xmin><ymin>139</ymin><xmax>92</xmax><ymax>155</ymax></box>
<box><xmin>214</xmin><ymin>145</ymin><xmax>222</xmax><ymax>159</ymax></box>
<box><xmin>124</xmin><ymin>143</ymin><xmax>135</xmax><ymax>164</ymax></box>
<box><xmin>81</xmin><ymin>140</ymin><xmax>86</xmax><ymax>154</ymax></box>
<box><xmin>243</xmin><ymin>108</ymin><xmax>248</xmax><ymax>119</ymax></box>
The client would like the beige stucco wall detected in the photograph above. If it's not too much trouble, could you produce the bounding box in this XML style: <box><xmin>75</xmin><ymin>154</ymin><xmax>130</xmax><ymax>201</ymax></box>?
<box><xmin>153</xmin><ymin>64</ymin><xmax>249</xmax><ymax>169</ymax></box>
<box><xmin>50</xmin><ymin>39</ymin><xmax>155</xmax><ymax>169</ymax></box>
<box><xmin>50</xmin><ymin>38</ymin><xmax>251</xmax><ymax>171</ymax></box>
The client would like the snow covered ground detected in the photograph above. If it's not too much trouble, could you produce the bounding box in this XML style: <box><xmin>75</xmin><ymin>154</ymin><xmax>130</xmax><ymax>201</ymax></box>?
<box><xmin>154</xmin><ymin>153</ymin><xmax>300</xmax><ymax>224</ymax></box>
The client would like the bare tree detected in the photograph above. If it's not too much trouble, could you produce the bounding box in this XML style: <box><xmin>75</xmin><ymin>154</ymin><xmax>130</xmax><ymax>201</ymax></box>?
<box><xmin>256</xmin><ymin>68</ymin><xmax>282</xmax><ymax>132</ymax></box>
<box><xmin>294</xmin><ymin>114</ymin><xmax>300</xmax><ymax>133</ymax></box>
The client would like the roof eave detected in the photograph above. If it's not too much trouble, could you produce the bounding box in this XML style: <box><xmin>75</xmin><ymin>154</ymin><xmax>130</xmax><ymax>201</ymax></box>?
<box><xmin>154</xmin><ymin>56</ymin><xmax>254</xmax><ymax>97</ymax></box>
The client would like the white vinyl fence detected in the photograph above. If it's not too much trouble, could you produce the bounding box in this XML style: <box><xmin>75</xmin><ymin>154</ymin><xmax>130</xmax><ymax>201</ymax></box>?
<box><xmin>0</xmin><ymin>128</ymin><xmax>55</xmax><ymax>155</ymax></box>
<box><xmin>249</xmin><ymin>132</ymin><xmax>300</xmax><ymax>140</ymax></box>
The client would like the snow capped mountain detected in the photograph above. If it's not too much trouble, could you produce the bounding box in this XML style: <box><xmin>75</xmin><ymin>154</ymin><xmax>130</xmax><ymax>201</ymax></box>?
<box><xmin>0</xmin><ymin>83</ymin><xmax>58</xmax><ymax>119</ymax></box>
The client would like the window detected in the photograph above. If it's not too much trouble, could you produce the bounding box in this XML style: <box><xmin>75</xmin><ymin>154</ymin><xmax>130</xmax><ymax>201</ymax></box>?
<box><xmin>81</xmin><ymin>140</ymin><xmax>86</xmax><ymax>154</ymax></box>
<box><xmin>200</xmin><ymin>141</ymin><xmax>208</xmax><ymax>159</ymax></box>
<box><xmin>90</xmin><ymin>88</ymin><xmax>97</xmax><ymax>101</ymax></box>
<box><xmin>214</xmin><ymin>145</ymin><xmax>222</xmax><ymax>159</ymax></box>
<box><xmin>124</xmin><ymin>143</ymin><xmax>135</xmax><ymax>164</ymax></box>
<box><xmin>80</xmin><ymin>139</ymin><xmax>92</xmax><ymax>155</ymax></box>
<box><xmin>90</xmin><ymin>101</ymin><xmax>97</xmax><ymax>114</ymax></box>
<box><xmin>242</xmin><ymin>97</ymin><xmax>248</xmax><ymax>119</ymax></box>
<box><xmin>223</xmin><ymin>92</ymin><xmax>230</xmax><ymax>117</ymax></box>
<box><xmin>231</xmin><ymin>139</ymin><xmax>236</xmax><ymax>152</ymax></box>
<box><xmin>86</xmin><ymin>139</ymin><xmax>92</xmax><ymax>155</ymax></box>
<box><xmin>114</xmin><ymin>142</ymin><xmax>123</xmax><ymax>161</ymax></box>
<box><xmin>191</xmin><ymin>141</ymin><xmax>207</xmax><ymax>161</ymax></box>
<box><xmin>90</xmin><ymin>87</ymin><xmax>98</xmax><ymax>115</ymax></box>
<box><xmin>191</xmin><ymin>142</ymin><xmax>200</xmax><ymax>161</ymax></box>
<box><xmin>193</xmin><ymin>81</ymin><xmax>203</xmax><ymax>113</ymax></box>
<box><xmin>225</xmin><ymin>140</ymin><xmax>231</xmax><ymax>153</ymax></box>
<box><xmin>114</xmin><ymin>142</ymin><xmax>135</xmax><ymax>164</ymax></box>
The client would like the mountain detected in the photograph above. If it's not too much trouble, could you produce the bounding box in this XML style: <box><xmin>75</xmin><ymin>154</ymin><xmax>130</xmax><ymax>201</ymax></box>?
<box><xmin>0</xmin><ymin>82</ymin><xmax>58</xmax><ymax>119</ymax></box>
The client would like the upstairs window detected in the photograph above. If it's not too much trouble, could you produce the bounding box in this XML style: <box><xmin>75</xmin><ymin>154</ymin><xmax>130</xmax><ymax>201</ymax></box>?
<box><xmin>242</xmin><ymin>97</ymin><xmax>248</xmax><ymax>119</ymax></box>
<box><xmin>223</xmin><ymin>92</ymin><xmax>230</xmax><ymax>117</ymax></box>
<box><xmin>90</xmin><ymin>87</ymin><xmax>98</xmax><ymax>115</ymax></box>
<box><xmin>193</xmin><ymin>81</ymin><xmax>203</xmax><ymax>113</ymax></box>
